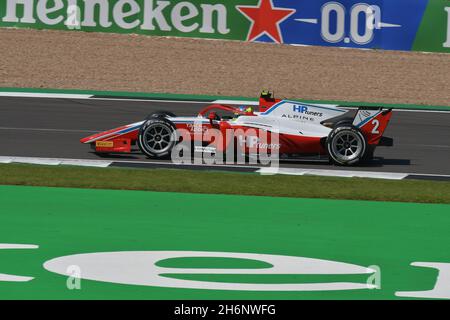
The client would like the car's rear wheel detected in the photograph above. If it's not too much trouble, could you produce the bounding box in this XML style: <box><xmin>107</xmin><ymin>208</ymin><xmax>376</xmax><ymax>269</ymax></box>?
<box><xmin>327</xmin><ymin>126</ymin><xmax>366</xmax><ymax>166</ymax></box>
<box><xmin>138</xmin><ymin>118</ymin><xmax>177</xmax><ymax>158</ymax></box>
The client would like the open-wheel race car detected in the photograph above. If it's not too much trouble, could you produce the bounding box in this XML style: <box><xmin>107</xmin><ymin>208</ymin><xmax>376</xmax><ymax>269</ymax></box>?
<box><xmin>80</xmin><ymin>91</ymin><xmax>393</xmax><ymax>166</ymax></box>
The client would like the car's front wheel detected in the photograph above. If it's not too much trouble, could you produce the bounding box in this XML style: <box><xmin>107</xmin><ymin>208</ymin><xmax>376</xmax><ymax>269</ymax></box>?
<box><xmin>327</xmin><ymin>126</ymin><xmax>366</xmax><ymax>166</ymax></box>
<box><xmin>138</xmin><ymin>118</ymin><xmax>177</xmax><ymax>158</ymax></box>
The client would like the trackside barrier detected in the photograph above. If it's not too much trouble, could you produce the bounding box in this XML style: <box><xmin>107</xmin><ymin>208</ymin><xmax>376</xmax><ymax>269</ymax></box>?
<box><xmin>0</xmin><ymin>0</ymin><xmax>448</xmax><ymax>53</ymax></box>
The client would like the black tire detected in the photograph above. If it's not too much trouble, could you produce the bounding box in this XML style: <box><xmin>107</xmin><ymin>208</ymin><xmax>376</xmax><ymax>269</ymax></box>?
<box><xmin>137</xmin><ymin>118</ymin><xmax>177</xmax><ymax>159</ymax></box>
<box><xmin>332</xmin><ymin>120</ymin><xmax>353</xmax><ymax>128</ymax></box>
<box><xmin>145</xmin><ymin>111</ymin><xmax>176</xmax><ymax>120</ymax></box>
<box><xmin>362</xmin><ymin>146</ymin><xmax>375</xmax><ymax>162</ymax></box>
<box><xmin>327</xmin><ymin>126</ymin><xmax>367</xmax><ymax>166</ymax></box>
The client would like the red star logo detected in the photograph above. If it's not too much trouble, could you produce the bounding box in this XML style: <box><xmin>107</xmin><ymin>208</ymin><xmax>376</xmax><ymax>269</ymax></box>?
<box><xmin>236</xmin><ymin>0</ymin><xmax>295</xmax><ymax>43</ymax></box>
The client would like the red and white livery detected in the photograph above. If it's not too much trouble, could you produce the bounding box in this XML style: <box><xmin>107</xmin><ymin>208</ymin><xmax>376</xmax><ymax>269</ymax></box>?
<box><xmin>80</xmin><ymin>91</ymin><xmax>393</xmax><ymax>165</ymax></box>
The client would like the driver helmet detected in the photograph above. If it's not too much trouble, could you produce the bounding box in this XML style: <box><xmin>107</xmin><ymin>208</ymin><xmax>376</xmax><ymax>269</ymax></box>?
<box><xmin>244</xmin><ymin>106</ymin><xmax>253</xmax><ymax>114</ymax></box>
<box><xmin>260</xmin><ymin>90</ymin><xmax>272</xmax><ymax>98</ymax></box>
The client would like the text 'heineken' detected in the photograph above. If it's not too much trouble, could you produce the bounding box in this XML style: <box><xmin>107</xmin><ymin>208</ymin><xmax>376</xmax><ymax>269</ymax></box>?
<box><xmin>2</xmin><ymin>0</ymin><xmax>230</xmax><ymax>34</ymax></box>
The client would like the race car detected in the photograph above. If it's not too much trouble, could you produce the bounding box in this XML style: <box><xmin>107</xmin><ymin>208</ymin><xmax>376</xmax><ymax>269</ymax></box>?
<box><xmin>80</xmin><ymin>91</ymin><xmax>393</xmax><ymax>165</ymax></box>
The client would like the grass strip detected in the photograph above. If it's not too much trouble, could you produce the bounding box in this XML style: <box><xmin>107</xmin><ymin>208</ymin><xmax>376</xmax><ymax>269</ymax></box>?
<box><xmin>0</xmin><ymin>163</ymin><xmax>449</xmax><ymax>204</ymax></box>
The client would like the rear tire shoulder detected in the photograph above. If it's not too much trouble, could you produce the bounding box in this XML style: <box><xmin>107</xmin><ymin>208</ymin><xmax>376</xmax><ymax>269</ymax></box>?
<box><xmin>327</xmin><ymin>125</ymin><xmax>367</xmax><ymax>166</ymax></box>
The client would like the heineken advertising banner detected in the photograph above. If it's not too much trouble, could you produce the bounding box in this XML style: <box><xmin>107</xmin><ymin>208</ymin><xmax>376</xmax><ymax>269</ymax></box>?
<box><xmin>0</xmin><ymin>0</ymin><xmax>449</xmax><ymax>53</ymax></box>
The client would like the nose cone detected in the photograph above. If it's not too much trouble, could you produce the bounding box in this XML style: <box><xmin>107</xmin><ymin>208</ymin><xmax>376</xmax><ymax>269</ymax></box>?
<box><xmin>80</xmin><ymin>134</ymin><xmax>97</xmax><ymax>144</ymax></box>
<box><xmin>79</xmin><ymin>124</ymin><xmax>130</xmax><ymax>144</ymax></box>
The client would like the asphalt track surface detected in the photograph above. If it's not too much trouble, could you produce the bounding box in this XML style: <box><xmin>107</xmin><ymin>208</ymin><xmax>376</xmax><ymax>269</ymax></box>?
<box><xmin>0</xmin><ymin>96</ymin><xmax>449</xmax><ymax>175</ymax></box>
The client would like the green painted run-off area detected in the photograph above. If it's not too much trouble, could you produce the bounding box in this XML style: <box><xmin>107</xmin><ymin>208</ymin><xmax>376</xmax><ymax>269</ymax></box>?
<box><xmin>0</xmin><ymin>185</ymin><xmax>449</xmax><ymax>299</ymax></box>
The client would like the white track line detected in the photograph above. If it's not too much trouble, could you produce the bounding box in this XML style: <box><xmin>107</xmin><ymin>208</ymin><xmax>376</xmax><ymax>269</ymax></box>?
<box><xmin>108</xmin><ymin>158</ymin><xmax>262</xmax><ymax>169</ymax></box>
<box><xmin>213</xmin><ymin>100</ymin><xmax>259</xmax><ymax>105</ymax></box>
<box><xmin>403</xmin><ymin>172</ymin><xmax>450</xmax><ymax>178</ymax></box>
<box><xmin>0</xmin><ymin>156</ymin><xmax>261</xmax><ymax>169</ymax></box>
<box><xmin>0</xmin><ymin>156</ymin><xmax>112</xmax><ymax>168</ymax></box>
<box><xmin>258</xmin><ymin>167</ymin><xmax>409</xmax><ymax>180</ymax></box>
<box><xmin>0</xmin><ymin>91</ymin><xmax>448</xmax><ymax>113</ymax></box>
<box><xmin>0</xmin><ymin>92</ymin><xmax>209</xmax><ymax>104</ymax></box>
<box><xmin>0</xmin><ymin>92</ymin><xmax>92</xmax><ymax>99</ymax></box>
<box><xmin>0</xmin><ymin>127</ymin><xmax>98</xmax><ymax>133</ymax></box>
<box><xmin>1</xmin><ymin>155</ymin><xmax>448</xmax><ymax>181</ymax></box>
<box><xmin>89</xmin><ymin>97</ymin><xmax>211</xmax><ymax>104</ymax></box>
